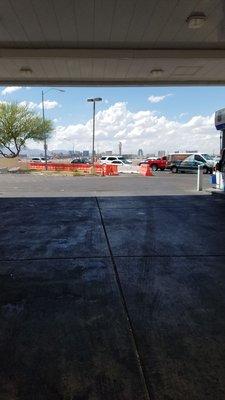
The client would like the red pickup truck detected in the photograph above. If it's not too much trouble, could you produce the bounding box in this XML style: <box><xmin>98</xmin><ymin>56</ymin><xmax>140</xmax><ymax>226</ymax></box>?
<box><xmin>139</xmin><ymin>156</ymin><xmax>167</xmax><ymax>171</ymax></box>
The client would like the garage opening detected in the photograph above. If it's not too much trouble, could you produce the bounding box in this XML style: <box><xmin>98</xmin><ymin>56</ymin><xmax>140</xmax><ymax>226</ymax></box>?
<box><xmin>1</xmin><ymin>0</ymin><xmax>225</xmax><ymax>398</ymax></box>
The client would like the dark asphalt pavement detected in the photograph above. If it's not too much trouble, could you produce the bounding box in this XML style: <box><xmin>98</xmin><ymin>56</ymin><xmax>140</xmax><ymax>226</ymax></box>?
<box><xmin>0</xmin><ymin>181</ymin><xmax>225</xmax><ymax>399</ymax></box>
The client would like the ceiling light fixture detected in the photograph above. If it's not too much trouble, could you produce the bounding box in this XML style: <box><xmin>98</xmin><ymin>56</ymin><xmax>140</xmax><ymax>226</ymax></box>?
<box><xmin>186</xmin><ymin>12</ymin><xmax>206</xmax><ymax>29</ymax></box>
<box><xmin>20</xmin><ymin>67</ymin><xmax>33</xmax><ymax>75</ymax></box>
<box><xmin>150</xmin><ymin>69</ymin><xmax>163</xmax><ymax>78</ymax></box>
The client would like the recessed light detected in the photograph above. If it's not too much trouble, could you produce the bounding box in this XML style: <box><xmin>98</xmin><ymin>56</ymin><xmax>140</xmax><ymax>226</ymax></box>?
<box><xmin>20</xmin><ymin>67</ymin><xmax>33</xmax><ymax>75</ymax></box>
<box><xmin>150</xmin><ymin>69</ymin><xmax>164</xmax><ymax>78</ymax></box>
<box><xmin>186</xmin><ymin>13</ymin><xmax>206</xmax><ymax>29</ymax></box>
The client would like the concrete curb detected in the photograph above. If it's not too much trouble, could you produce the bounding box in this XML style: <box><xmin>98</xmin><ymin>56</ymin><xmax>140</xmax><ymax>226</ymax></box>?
<box><xmin>206</xmin><ymin>188</ymin><xmax>225</xmax><ymax>198</ymax></box>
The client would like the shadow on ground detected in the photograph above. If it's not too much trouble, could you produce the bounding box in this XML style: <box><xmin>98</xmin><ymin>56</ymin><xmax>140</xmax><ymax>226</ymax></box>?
<box><xmin>0</xmin><ymin>195</ymin><xmax>225</xmax><ymax>400</ymax></box>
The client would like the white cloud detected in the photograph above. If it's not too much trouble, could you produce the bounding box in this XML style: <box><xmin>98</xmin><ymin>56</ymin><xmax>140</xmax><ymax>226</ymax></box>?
<box><xmin>27</xmin><ymin>102</ymin><xmax>219</xmax><ymax>154</ymax></box>
<box><xmin>148</xmin><ymin>94</ymin><xmax>172</xmax><ymax>103</ymax></box>
<box><xmin>38</xmin><ymin>100</ymin><xmax>58</xmax><ymax>110</ymax></box>
<box><xmin>2</xmin><ymin>86</ymin><xmax>22</xmax><ymax>95</ymax></box>
<box><xmin>19</xmin><ymin>101</ymin><xmax>37</xmax><ymax>109</ymax></box>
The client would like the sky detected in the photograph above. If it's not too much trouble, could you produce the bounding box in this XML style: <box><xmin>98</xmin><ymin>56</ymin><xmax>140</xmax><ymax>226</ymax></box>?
<box><xmin>0</xmin><ymin>85</ymin><xmax>223</xmax><ymax>155</ymax></box>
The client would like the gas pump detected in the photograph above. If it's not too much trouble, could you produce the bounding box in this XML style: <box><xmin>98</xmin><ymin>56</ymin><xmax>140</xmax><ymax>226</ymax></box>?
<box><xmin>215</xmin><ymin>109</ymin><xmax>225</xmax><ymax>191</ymax></box>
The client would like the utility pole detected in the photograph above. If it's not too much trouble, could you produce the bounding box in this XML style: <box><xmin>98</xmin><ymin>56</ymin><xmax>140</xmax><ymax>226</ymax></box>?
<box><xmin>41</xmin><ymin>90</ymin><xmax>47</xmax><ymax>171</ymax></box>
<box><xmin>87</xmin><ymin>97</ymin><xmax>102</xmax><ymax>165</ymax></box>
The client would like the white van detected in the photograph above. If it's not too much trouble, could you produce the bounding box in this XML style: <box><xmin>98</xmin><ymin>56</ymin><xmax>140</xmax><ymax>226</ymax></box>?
<box><xmin>185</xmin><ymin>153</ymin><xmax>214</xmax><ymax>167</ymax></box>
<box><xmin>167</xmin><ymin>152</ymin><xmax>214</xmax><ymax>168</ymax></box>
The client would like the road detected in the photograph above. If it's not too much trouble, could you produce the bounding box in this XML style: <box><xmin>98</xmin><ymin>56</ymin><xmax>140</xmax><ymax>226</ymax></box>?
<box><xmin>0</xmin><ymin>171</ymin><xmax>211</xmax><ymax>197</ymax></box>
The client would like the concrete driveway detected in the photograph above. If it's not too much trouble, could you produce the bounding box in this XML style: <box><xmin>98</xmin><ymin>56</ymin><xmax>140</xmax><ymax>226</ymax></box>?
<box><xmin>0</xmin><ymin>187</ymin><xmax>225</xmax><ymax>399</ymax></box>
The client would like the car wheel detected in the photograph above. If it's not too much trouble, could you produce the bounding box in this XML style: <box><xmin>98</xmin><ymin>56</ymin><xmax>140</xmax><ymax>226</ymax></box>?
<box><xmin>160</xmin><ymin>168</ymin><xmax>165</xmax><ymax>171</ymax></box>
<box><xmin>203</xmin><ymin>167</ymin><xmax>208</xmax><ymax>174</ymax></box>
<box><xmin>171</xmin><ymin>166</ymin><xmax>178</xmax><ymax>173</ymax></box>
<box><xmin>151</xmin><ymin>164</ymin><xmax>158</xmax><ymax>171</ymax></box>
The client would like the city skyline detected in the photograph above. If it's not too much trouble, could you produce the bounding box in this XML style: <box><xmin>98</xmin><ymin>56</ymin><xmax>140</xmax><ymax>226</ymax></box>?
<box><xmin>0</xmin><ymin>85</ymin><xmax>222</xmax><ymax>155</ymax></box>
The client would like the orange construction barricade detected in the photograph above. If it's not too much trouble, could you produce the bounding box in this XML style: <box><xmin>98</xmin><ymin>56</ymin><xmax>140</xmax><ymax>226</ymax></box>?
<box><xmin>139</xmin><ymin>164</ymin><xmax>154</xmax><ymax>176</ymax></box>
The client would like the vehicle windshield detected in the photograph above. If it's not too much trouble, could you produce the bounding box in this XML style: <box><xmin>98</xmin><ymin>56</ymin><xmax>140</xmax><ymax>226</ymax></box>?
<box><xmin>202</xmin><ymin>153</ymin><xmax>213</xmax><ymax>160</ymax></box>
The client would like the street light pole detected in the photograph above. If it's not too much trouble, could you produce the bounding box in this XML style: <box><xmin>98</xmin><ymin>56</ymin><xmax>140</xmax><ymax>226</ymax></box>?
<box><xmin>41</xmin><ymin>90</ymin><xmax>48</xmax><ymax>171</ymax></box>
<box><xmin>41</xmin><ymin>88</ymin><xmax>65</xmax><ymax>170</ymax></box>
<box><xmin>92</xmin><ymin>100</ymin><xmax>96</xmax><ymax>165</ymax></box>
<box><xmin>87</xmin><ymin>97</ymin><xmax>102</xmax><ymax>165</ymax></box>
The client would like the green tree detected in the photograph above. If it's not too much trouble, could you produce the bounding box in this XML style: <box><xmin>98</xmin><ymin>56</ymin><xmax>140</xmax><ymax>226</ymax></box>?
<box><xmin>0</xmin><ymin>102</ymin><xmax>53</xmax><ymax>158</ymax></box>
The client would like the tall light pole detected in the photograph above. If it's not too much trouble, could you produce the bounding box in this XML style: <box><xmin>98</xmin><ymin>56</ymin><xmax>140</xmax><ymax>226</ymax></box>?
<box><xmin>87</xmin><ymin>97</ymin><xmax>102</xmax><ymax>165</ymax></box>
<box><xmin>42</xmin><ymin>88</ymin><xmax>65</xmax><ymax>170</ymax></box>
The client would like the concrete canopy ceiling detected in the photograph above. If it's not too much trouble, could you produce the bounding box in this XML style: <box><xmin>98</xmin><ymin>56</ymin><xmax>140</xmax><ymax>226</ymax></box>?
<box><xmin>0</xmin><ymin>0</ymin><xmax>225</xmax><ymax>85</ymax></box>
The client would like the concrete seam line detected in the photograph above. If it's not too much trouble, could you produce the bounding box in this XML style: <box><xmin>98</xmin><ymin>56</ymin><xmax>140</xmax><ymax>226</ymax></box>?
<box><xmin>95</xmin><ymin>196</ymin><xmax>152</xmax><ymax>400</ymax></box>
<box><xmin>0</xmin><ymin>254</ymin><xmax>225</xmax><ymax>262</ymax></box>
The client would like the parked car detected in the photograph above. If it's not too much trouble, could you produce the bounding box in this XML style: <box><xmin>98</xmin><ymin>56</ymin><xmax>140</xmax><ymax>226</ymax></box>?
<box><xmin>71</xmin><ymin>158</ymin><xmax>90</xmax><ymax>164</ymax></box>
<box><xmin>110</xmin><ymin>160</ymin><xmax>131</xmax><ymax>166</ymax></box>
<box><xmin>31</xmin><ymin>157</ymin><xmax>46</xmax><ymax>163</ymax></box>
<box><xmin>170</xmin><ymin>157</ymin><xmax>213</xmax><ymax>174</ymax></box>
<box><xmin>117</xmin><ymin>156</ymin><xmax>132</xmax><ymax>164</ymax></box>
<box><xmin>139</xmin><ymin>156</ymin><xmax>167</xmax><ymax>171</ymax></box>
<box><xmin>100</xmin><ymin>156</ymin><xmax>131</xmax><ymax>165</ymax></box>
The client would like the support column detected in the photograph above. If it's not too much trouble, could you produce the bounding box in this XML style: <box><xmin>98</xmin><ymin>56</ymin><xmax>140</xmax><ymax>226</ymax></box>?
<box><xmin>222</xmin><ymin>130</ymin><xmax>225</xmax><ymax>150</ymax></box>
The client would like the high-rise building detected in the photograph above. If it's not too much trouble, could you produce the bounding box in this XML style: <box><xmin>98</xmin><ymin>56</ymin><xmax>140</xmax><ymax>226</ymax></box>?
<box><xmin>119</xmin><ymin>142</ymin><xmax>122</xmax><ymax>156</ymax></box>
<box><xmin>83</xmin><ymin>150</ymin><xmax>90</xmax><ymax>157</ymax></box>
<box><xmin>138</xmin><ymin>149</ymin><xmax>143</xmax><ymax>157</ymax></box>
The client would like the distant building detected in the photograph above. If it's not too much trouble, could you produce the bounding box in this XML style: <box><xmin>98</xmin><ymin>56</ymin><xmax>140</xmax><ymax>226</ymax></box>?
<box><xmin>105</xmin><ymin>150</ymin><xmax>113</xmax><ymax>156</ymax></box>
<box><xmin>83</xmin><ymin>150</ymin><xmax>90</xmax><ymax>157</ymax></box>
<box><xmin>123</xmin><ymin>153</ymin><xmax>135</xmax><ymax>159</ymax></box>
<box><xmin>146</xmin><ymin>153</ymin><xmax>156</xmax><ymax>158</ymax></box>
<box><xmin>138</xmin><ymin>149</ymin><xmax>143</xmax><ymax>157</ymax></box>
<box><xmin>119</xmin><ymin>142</ymin><xmax>122</xmax><ymax>156</ymax></box>
<box><xmin>158</xmin><ymin>150</ymin><xmax>166</xmax><ymax>158</ymax></box>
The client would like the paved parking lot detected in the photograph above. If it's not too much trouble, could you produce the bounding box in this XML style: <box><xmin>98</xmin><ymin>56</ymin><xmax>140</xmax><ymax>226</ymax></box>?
<box><xmin>0</xmin><ymin>173</ymin><xmax>224</xmax><ymax>400</ymax></box>
<box><xmin>0</xmin><ymin>171</ymin><xmax>211</xmax><ymax>197</ymax></box>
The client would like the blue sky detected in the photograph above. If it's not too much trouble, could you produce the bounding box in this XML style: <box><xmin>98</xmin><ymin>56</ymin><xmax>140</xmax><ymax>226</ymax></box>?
<box><xmin>0</xmin><ymin>85</ymin><xmax>222</xmax><ymax>154</ymax></box>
